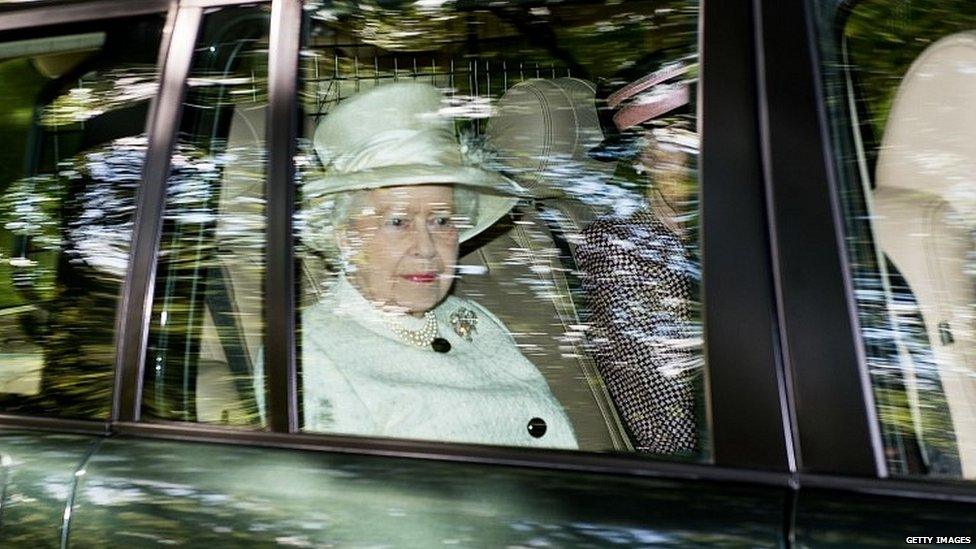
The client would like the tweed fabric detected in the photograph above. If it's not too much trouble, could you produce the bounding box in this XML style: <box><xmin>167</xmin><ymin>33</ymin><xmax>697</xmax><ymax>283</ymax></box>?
<box><xmin>297</xmin><ymin>277</ymin><xmax>579</xmax><ymax>449</ymax></box>
<box><xmin>577</xmin><ymin>209</ymin><xmax>700</xmax><ymax>455</ymax></box>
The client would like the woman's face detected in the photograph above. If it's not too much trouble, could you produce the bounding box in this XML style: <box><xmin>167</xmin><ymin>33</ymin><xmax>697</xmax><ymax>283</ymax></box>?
<box><xmin>341</xmin><ymin>184</ymin><xmax>459</xmax><ymax>315</ymax></box>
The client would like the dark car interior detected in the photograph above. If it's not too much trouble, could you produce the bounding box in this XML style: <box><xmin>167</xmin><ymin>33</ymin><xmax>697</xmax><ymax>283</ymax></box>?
<box><xmin>0</xmin><ymin>16</ymin><xmax>163</xmax><ymax>418</ymax></box>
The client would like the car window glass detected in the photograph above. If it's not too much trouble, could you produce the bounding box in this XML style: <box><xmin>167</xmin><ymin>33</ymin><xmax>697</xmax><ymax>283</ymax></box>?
<box><xmin>812</xmin><ymin>0</ymin><xmax>976</xmax><ymax>479</ymax></box>
<box><xmin>288</xmin><ymin>0</ymin><xmax>707</xmax><ymax>457</ymax></box>
<box><xmin>141</xmin><ymin>4</ymin><xmax>269</xmax><ymax>427</ymax></box>
<box><xmin>0</xmin><ymin>15</ymin><xmax>164</xmax><ymax>420</ymax></box>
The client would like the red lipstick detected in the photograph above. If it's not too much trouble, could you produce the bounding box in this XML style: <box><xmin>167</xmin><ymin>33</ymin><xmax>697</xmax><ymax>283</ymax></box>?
<box><xmin>401</xmin><ymin>272</ymin><xmax>438</xmax><ymax>284</ymax></box>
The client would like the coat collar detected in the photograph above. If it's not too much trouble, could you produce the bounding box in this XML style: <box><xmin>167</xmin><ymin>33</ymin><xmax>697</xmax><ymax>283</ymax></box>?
<box><xmin>323</xmin><ymin>275</ymin><xmax>444</xmax><ymax>340</ymax></box>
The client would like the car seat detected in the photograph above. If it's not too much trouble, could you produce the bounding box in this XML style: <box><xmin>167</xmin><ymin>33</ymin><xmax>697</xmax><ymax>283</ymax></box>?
<box><xmin>872</xmin><ymin>31</ymin><xmax>976</xmax><ymax>476</ymax></box>
<box><xmin>194</xmin><ymin>103</ymin><xmax>265</xmax><ymax>425</ymax></box>
<box><xmin>473</xmin><ymin>78</ymin><xmax>634</xmax><ymax>451</ymax></box>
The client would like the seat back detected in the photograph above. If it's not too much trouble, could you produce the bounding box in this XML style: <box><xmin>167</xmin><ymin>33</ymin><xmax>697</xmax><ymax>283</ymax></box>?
<box><xmin>469</xmin><ymin>78</ymin><xmax>633</xmax><ymax>450</ymax></box>
<box><xmin>454</xmin><ymin>204</ymin><xmax>630</xmax><ymax>451</ymax></box>
<box><xmin>195</xmin><ymin>104</ymin><xmax>265</xmax><ymax>424</ymax></box>
<box><xmin>872</xmin><ymin>31</ymin><xmax>976</xmax><ymax>475</ymax></box>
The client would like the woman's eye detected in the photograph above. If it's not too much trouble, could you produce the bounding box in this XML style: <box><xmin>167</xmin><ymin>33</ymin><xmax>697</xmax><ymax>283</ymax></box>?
<box><xmin>431</xmin><ymin>216</ymin><xmax>455</xmax><ymax>229</ymax></box>
<box><xmin>386</xmin><ymin>216</ymin><xmax>407</xmax><ymax>228</ymax></box>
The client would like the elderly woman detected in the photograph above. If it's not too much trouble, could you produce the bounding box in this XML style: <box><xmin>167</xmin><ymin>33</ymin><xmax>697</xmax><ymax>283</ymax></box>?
<box><xmin>298</xmin><ymin>82</ymin><xmax>577</xmax><ymax>449</ymax></box>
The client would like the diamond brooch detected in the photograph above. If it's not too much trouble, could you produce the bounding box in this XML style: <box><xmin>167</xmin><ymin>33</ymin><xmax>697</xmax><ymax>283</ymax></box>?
<box><xmin>450</xmin><ymin>307</ymin><xmax>478</xmax><ymax>341</ymax></box>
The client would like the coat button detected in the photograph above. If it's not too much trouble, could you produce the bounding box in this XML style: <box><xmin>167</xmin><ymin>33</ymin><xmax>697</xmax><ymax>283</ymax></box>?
<box><xmin>527</xmin><ymin>417</ymin><xmax>547</xmax><ymax>438</ymax></box>
<box><xmin>431</xmin><ymin>338</ymin><xmax>451</xmax><ymax>353</ymax></box>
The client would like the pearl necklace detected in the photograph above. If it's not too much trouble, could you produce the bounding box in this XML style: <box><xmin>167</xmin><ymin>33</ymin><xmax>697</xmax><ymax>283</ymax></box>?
<box><xmin>385</xmin><ymin>311</ymin><xmax>438</xmax><ymax>348</ymax></box>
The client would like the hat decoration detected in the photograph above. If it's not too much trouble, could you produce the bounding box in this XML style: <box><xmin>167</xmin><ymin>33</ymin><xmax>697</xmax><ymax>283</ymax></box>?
<box><xmin>607</xmin><ymin>60</ymin><xmax>697</xmax><ymax>131</ymax></box>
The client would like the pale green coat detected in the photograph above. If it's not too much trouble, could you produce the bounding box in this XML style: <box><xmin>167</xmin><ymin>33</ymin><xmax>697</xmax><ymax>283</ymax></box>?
<box><xmin>299</xmin><ymin>277</ymin><xmax>578</xmax><ymax>449</ymax></box>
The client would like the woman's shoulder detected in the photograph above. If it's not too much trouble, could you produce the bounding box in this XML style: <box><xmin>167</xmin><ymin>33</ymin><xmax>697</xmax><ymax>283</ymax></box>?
<box><xmin>303</xmin><ymin>297</ymin><xmax>346</xmax><ymax>329</ymax></box>
<box><xmin>302</xmin><ymin>294</ymin><xmax>380</xmax><ymax>344</ymax></box>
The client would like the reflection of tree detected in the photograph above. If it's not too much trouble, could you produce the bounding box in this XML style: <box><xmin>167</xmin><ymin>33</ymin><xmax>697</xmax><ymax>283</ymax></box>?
<box><xmin>867</xmin><ymin>258</ymin><xmax>962</xmax><ymax>475</ymax></box>
<box><xmin>36</xmin><ymin>138</ymin><xmax>150</xmax><ymax>417</ymax></box>
<box><xmin>63</xmin><ymin>438</ymin><xmax>782</xmax><ymax>547</ymax></box>
<box><xmin>304</xmin><ymin>0</ymin><xmax>698</xmax><ymax>87</ymax></box>
<box><xmin>0</xmin><ymin>135</ymin><xmax>264</xmax><ymax>420</ymax></box>
<box><xmin>0</xmin><ymin>137</ymin><xmax>144</xmax><ymax>418</ymax></box>
<box><xmin>845</xmin><ymin>0</ymin><xmax>976</xmax><ymax>138</ymax></box>
<box><xmin>40</xmin><ymin>66</ymin><xmax>159</xmax><ymax>128</ymax></box>
<box><xmin>144</xmin><ymin>140</ymin><xmax>265</xmax><ymax>425</ymax></box>
<box><xmin>141</xmin><ymin>6</ymin><xmax>270</xmax><ymax>426</ymax></box>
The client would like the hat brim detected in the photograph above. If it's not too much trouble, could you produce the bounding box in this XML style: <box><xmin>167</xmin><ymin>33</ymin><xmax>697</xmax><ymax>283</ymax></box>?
<box><xmin>305</xmin><ymin>164</ymin><xmax>524</xmax><ymax>243</ymax></box>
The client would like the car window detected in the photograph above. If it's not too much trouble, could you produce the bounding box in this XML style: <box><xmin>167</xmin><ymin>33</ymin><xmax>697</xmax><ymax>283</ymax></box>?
<box><xmin>812</xmin><ymin>0</ymin><xmax>976</xmax><ymax>479</ymax></box>
<box><xmin>288</xmin><ymin>0</ymin><xmax>706</xmax><ymax>457</ymax></box>
<box><xmin>141</xmin><ymin>4</ymin><xmax>269</xmax><ymax>427</ymax></box>
<box><xmin>0</xmin><ymin>15</ymin><xmax>165</xmax><ymax>420</ymax></box>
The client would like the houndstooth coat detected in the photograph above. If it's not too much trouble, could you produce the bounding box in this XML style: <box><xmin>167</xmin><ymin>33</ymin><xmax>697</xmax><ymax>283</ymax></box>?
<box><xmin>577</xmin><ymin>209</ymin><xmax>702</xmax><ymax>455</ymax></box>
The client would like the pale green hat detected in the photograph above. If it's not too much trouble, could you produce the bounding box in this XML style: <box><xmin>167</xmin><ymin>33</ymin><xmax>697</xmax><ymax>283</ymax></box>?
<box><xmin>304</xmin><ymin>82</ymin><xmax>523</xmax><ymax>246</ymax></box>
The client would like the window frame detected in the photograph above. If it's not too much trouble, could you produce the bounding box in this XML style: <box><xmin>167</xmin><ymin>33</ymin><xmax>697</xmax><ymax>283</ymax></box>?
<box><xmin>761</xmin><ymin>0</ymin><xmax>976</xmax><ymax>498</ymax></box>
<box><xmin>257</xmin><ymin>0</ymin><xmax>796</xmax><ymax>475</ymax></box>
<box><xmin>755</xmin><ymin>0</ymin><xmax>888</xmax><ymax>479</ymax></box>
<box><xmin>0</xmin><ymin>0</ymin><xmax>816</xmax><ymax>492</ymax></box>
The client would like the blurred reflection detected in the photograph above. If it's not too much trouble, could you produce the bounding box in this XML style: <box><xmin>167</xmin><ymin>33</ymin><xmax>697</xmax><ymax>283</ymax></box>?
<box><xmin>65</xmin><ymin>437</ymin><xmax>786</xmax><ymax>547</ymax></box>
<box><xmin>296</xmin><ymin>0</ymin><xmax>705</xmax><ymax>457</ymax></box>
<box><xmin>815</xmin><ymin>0</ymin><xmax>976</xmax><ymax>478</ymax></box>
<box><xmin>0</xmin><ymin>17</ymin><xmax>164</xmax><ymax>419</ymax></box>
<box><xmin>142</xmin><ymin>5</ymin><xmax>269</xmax><ymax>427</ymax></box>
<box><xmin>0</xmin><ymin>433</ymin><xmax>97</xmax><ymax>547</ymax></box>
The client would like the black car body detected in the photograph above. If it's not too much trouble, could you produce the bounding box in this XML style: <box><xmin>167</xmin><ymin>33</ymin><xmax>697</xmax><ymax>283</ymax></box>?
<box><xmin>0</xmin><ymin>0</ymin><xmax>975</xmax><ymax>546</ymax></box>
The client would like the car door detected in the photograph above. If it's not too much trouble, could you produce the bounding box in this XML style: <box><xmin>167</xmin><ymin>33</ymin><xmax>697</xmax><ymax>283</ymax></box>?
<box><xmin>66</xmin><ymin>437</ymin><xmax>790</xmax><ymax>546</ymax></box>
<box><xmin>4</xmin><ymin>0</ymin><xmax>796</xmax><ymax>546</ymax></box>
<box><xmin>71</xmin><ymin>2</ymin><xmax>789</xmax><ymax>547</ymax></box>
<box><xmin>756</xmin><ymin>0</ymin><xmax>976</xmax><ymax>545</ymax></box>
<box><xmin>0</xmin><ymin>430</ymin><xmax>99</xmax><ymax>547</ymax></box>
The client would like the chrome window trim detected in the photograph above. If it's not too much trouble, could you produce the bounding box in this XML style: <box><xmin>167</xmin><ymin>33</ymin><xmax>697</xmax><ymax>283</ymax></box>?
<box><xmin>265</xmin><ymin>0</ymin><xmax>301</xmax><ymax>433</ymax></box>
<box><xmin>0</xmin><ymin>0</ymin><xmax>170</xmax><ymax>31</ymax></box>
<box><xmin>752</xmin><ymin>0</ymin><xmax>801</xmax><ymax>476</ymax></box>
<box><xmin>112</xmin><ymin>5</ymin><xmax>204</xmax><ymax>422</ymax></box>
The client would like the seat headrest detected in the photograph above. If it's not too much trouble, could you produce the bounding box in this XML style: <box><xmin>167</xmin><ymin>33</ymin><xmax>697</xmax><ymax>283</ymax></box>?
<box><xmin>876</xmin><ymin>31</ymin><xmax>976</xmax><ymax>219</ymax></box>
<box><xmin>486</xmin><ymin>78</ymin><xmax>617</xmax><ymax>198</ymax></box>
